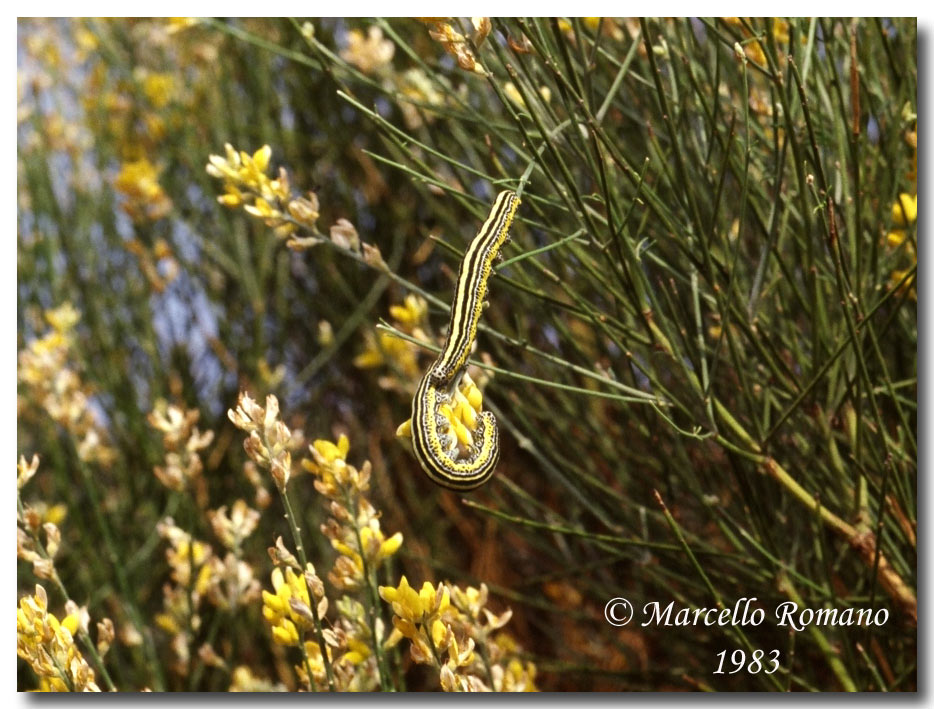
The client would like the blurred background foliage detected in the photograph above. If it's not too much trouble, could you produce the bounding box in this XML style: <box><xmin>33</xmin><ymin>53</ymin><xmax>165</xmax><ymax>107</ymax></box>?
<box><xmin>17</xmin><ymin>17</ymin><xmax>916</xmax><ymax>691</ymax></box>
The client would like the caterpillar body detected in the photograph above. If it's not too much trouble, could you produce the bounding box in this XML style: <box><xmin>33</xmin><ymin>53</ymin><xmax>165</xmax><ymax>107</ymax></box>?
<box><xmin>409</xmin><ymin>190</ymin><xmax>520</xmax><ymax>490</ymax></box>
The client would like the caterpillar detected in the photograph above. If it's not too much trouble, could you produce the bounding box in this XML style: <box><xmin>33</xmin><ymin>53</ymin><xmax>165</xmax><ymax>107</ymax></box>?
<box><xmin>408</xmin><ymin>190</ymin><xmax>520</xmax><ymax>490</ymax></box>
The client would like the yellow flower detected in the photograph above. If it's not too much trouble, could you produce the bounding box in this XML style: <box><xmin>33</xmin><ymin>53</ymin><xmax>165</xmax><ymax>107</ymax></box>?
<box><xmin>155</xmin><ymin>611</ymin><xmax>179</xmax><ymax>635</ymax></box>
<box><xmin>499</xmin><ymin>657</ymin><xmax>538</xmax><ymax>692</ymax></box>
<box><xmin>890</xmin><ymin>269</ymin><xmax>917</xmax><ymax>302</ymax></box>
<box><xmin>358</xmin><ymin>524</ymin><xmax>403</xmax><ymax>566</ymax></box>
<box><xmin>379</xmin><ymin>576</ymin><xmax>422</xmax><ymax>623</ymax></box>
<box><xmin>141</xmin><ymin>72</ymin><xmax>175</xmax><ymax>108</ymax></box>
<box><xmin>354</xmin><ymin>331</ymin><xmax>420</xmax><ymax>379</ymax></box>
<box><xmin>243</xmin><ymin>197</ymin><xmax>278</xmax><ymax>219</ymax></box>
<box><xmin>262</xmin><ymin>567</ymin><xmax>314</xmax><ymax>646</ymax></box>
<box><xmin>18</xmin><ymin>305</ymin><xmax>117</xmax><ymax>467</ymax></box>
<box><xmin>439</xmin><ymin>372</ymin><xmax>487</xmax><ymax>451</ymax></box>
<box><xmin>114</xmin><ymin>159</ymin><xmax>161</xmax><ymax>200</ymax></box>
<box><xmin>744</xmin><ymin>40</ymin><xmax>766</xmax><ymax>65</ymax></box>
<box><xmin>73</xmin><ymin>25</ymin><xmax>99</xmax><ymax>57</ymax></box>
<box><xmin>341</xmin><ymin>637</ymin><xmax>372</xmax><ymax>666</ymax></box>
<box><xmin>379</xmin><ymin>576</ymin><xmax>535</xmax><ymax>691</ymax></box>
<box><xmin>450</xmin><ymin>584</ymin><xmax>486</xmax><ymax>617</ymax></box>
<box><xmin>251</xmin><ymin>144</ymin><xmax>271</xmax><ymax>174</ymax></box>
<box><xmin>396</xmin><ymin>418</ymin><xmax>413</xmax><ymax>440</ymax></box>
<box><xmin>30</xmin><ymin>501</ymin><xmax>68</xmax><ymax>527</ymax></box>
<box><xmin>379</xmin><ymin>576</ymin><xmax>450</xmax><ymax>626</ymax></box>
<box><xmin>379</xmin><ymin>531</ymin><xmax>403</xmax><ymax>558</ymax></box>
<box><xmin>271</xmin><ymin>620</ymin><xmax>299</xmax><ymax>646</ymax></box>
<box><xmin>17</xmin><ymin>585</ymin><xmax>100</xmax><ymax>692</ymax></box>
<box><xmin>389</xmin><ymin>294</ymin><xmax>428</xmax><ymax>329</ymax></box>
<box><xmin>114</xmin><ymin>158</ymin><xmax>172</xmax><ymax>221</ymax></box>
<box><xmin>772</xmin><ymin>18</ymin><xmax>790</xmax><ymax>44</ymax></box>
<box><xmin>886</xmin><ymin>192</ymin><xmax>918</xmax><ymax>301</ymax></box>
<box><xmin>206</xmin><ymin>143</ymin><xmax>292</xmax><ymax>223</ymax></box>
<box><xmin>887</xmin><ymin>230</ymin><xmax>908</xmax><ymax>249</ymax></box>
<box><xmin>44</xmin><ymin>303</ymin><xmax>80</xmax><ymax>333</ymax></box>
<box><xmin>296</xmin><ymin>639</ymin><xmax>332</xmax><ymax>688</ymax></box>
<box><xmin>891</xmin><ymin>193</ymin><xmax>917</xmax><ymax>227</ymax></box>
<box><xmin>312</xmin><ymin>434</ymin><xmax>350</xmax><ymax>464</ymax></box>
<box><xmin>440</xmin><ymin>403</ymin><xmax>474</xmax><ymax>449</ymax></box>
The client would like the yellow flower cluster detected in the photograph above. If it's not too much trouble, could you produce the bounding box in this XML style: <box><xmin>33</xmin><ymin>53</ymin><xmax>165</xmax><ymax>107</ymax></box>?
<box><xmin>139</xmin><ymin>70</ymin><xmax>175</xmax><ymax>109</ymax></box>
<box><xmin>113</xmin><ymin>157</ymin><xmax>173</xmax><ymax>222</ymax></box>
<box><xmin>303</xmin><ymin>435</ymin><xmax>403</xmax><ymax>591</ymax></box>
<box><xmin>17</xmin><ymin>585</ymin><xmax>100</xmax><ymax>692</ymax></box>
<box><xmin>379</xmin><ymin>577</ymin><xmax>536</xmax><ymax>692</ymax></box>
<box><xmin>154</xmin><ymin>519</ymin><xmax>215</xmax><ymax>635</ymax></box>
<box><xmin>887</xmin><ymin>192</ymin><xmax>918</xmax><ymax>301</ymax></box>
<box><xmin>226</xmin><ymin>390</ymin><xmax>524</xmax><ymax>691</ymax></box>
<box><xmin>445</xmin><ymin>372</ymin><xmax>486</xmax><ymax>450</ymax></box>
<box><xmin>396</xmin><ymin>370</ymin><xmax>487</xmax><ymax>455</ymax></box>
<box><xmin>18</xmin><ymin>304</ymin><xmax>116</xmax><ymax>467</ymax></box>
<box><xmin>262</xmin><ymin>566</ymin><xmax>324</xmax><ymax>646</ymax></box>
<box><xmin>312</xmin><ymin>436</ymin><xmax>397</xmax><ymax>691</ymax></box>
<box><xmin>207</xmin><ymin>144</ymin><xmax>320</xmax><ymax>238</ymax></box>
<box><xmin>206</xmin><ymin>142</ymin><xmax>391</xmax><ymax>271</ymax></box>
<box><xmin>16</xmin><ymin>455</ymin><xmax>112</xmax><ymax>692</ymax></box>
<box><xmin>148</xmin><ymin>400</ymin><xmax>214</xmax><ymax>502</ymax></box>
<box><xmin>69</xmin><ymin>19</ymin><xmax>222</xmax><ymax>167</ymax></box>
<box><xmin>229</xmin><ymin>393</ymin><xmax>393</xmax><ymax>690</ymax></box>
<box><xmin>389</xmin><ymin>293</ymin><xmax>430</xmax><ymax>330</ymax></box>
<box><xmin>886</xmin><ymin>127</ymin><xmax>918</xmax><ymax>300</ymax></box>
<box><xmin>261</xmin><ymin>563</ymin><xmax>341</xmax><ymax>690</ymax></box>
<box><xmin>354</xmin><ymin>293</ymin><xmax>429</xmax><ymax>386</ymax></box>
<box><xmin>889</xmin><ymin>193</ymin><xmax>918</xmax><ymax>237</ymax></box>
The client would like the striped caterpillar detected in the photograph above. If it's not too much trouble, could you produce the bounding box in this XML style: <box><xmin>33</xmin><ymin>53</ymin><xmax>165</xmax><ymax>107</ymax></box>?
<box><xmin>403</xmin><ymin>191</ymin><xmax>520</xmax><ymax>490</ymax></box>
